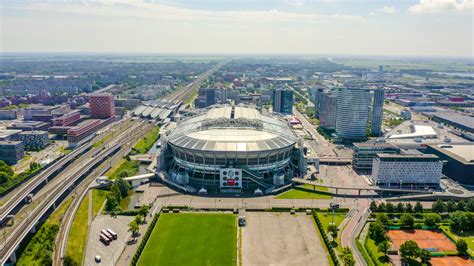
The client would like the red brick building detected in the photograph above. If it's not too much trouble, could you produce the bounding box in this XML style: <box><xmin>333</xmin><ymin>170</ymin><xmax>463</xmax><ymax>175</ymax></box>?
<box><xmin>89</xmin><ymin>93</ymin><xmax>115</xmax><ymax>119</ymax></box>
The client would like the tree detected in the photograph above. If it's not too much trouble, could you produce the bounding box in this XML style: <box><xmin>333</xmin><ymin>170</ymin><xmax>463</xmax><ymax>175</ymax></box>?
<box><xmin>377</xmin><ymin>202</ymin><xmax>386</xmax><ymax>212</ymax></box>
<box><xmin>432</xmin><ymin>199</ymin><xmax>446</xmax><ymax>213</ymax></box>
<box><xmin>138</xmin><ymin>205</ymin><xmax>150</xmax><ymax>223</ymax></box>
<box><xmin>396</xmin><ymin>202</ymin><xmax>405</xmax><ymax>213</ymax></box>
<box><xmin>456</xmin><ymin>239</ymin><xmax>468</xmax><ymax>256</ymax></box>
<box><xmin>0</xmin><ymin>172</ymin><xmax>9</xmax><ymax>184</ymax></box>
<box><xmin>0</xmin><ymin>160</ymin><xmax>13</xmax><ymax>176</ymax></box>
<box><xmin>377</xmin><ymin>241</ymin><xmax>390</xmax><ymax>256</ymax></box>
<box><xmin>447</xmin><ymin>200</ymin><xmax>457</xmax><ymax>212</ymax></box>
<box><xmin>400</xmin><ymin>213</ymin><xmax>415</xmax><ymax>228</ymax></box>
<box><xmin>128</xmin><ymin>220</ymin><xmax>139</xmax><ymax>239</ymax></box>
<box><xmin>376</xmin><ymin>213</ymin><xmax>389</xmax><ymax>226</ymax></box>
<box><xmin>457</xmin><ymin>200</ymin><xmax>466</xmax><ymax>211</ymax></box>
<box><xmin>467</xmin><ymin>199</ymin><xmax>474</xmax><ymax>212</ymax></box>
<box><xmin>386</xmin><ymin>203</ymin><xmax>394</xmax><ymax>213</ymax></box>
<box><xmin>370</xmin><ymin>201</ymin><xmax>378</xmax><ymax>212</ymax></box>
<box><xmin>450</xmin><ymin>211</ymin><xmax>468</xmax><ymax>233</ymax></box>
<box><xmin>399</xmin><ymin>240</ymin><xmax>419</xmax><ymax>261</ymax></box>
<box><xmin>424</xmin><ymin>213</ymin><xmax>441</xmax><ymax>227</ymax></box>
<box><xmin>369</xmin><ymin>221</ymin><xmax>386</xmax><ymax>243</ymax></box>
<box><xmin>105</xmin><ymin>193</ymin><xmax>119</xmax><ymax>212</ymax></box>
<box><xmin>414</xmin><ymin>202</ymin><xmax>423</xmax><ymax>213</ymax></box>
<box><xmin>328</xmin><ymin>224</ymin><xmax>338</xmax><ymax>241</ymax></box>
<box><xmin>115</xmin><ymin>177</ymin><xmax>130</xmax><ymax>198</ymax></box>
<box><xmin>405</xmin><ymin>203</ymin><xmax>413</xmax><ymax>213</ymax></box>
<box><xmin>134</xmin><ymin>214</ymin><xmax>143</xmax><ymax>225</ymax></box>
<box><xmin>419</xmin><ymin>248</ymin><xmax>431</xmax><ymax>264</ymax></box>
<box><xmin>339</xmin><ymin>247</ymin><xmax>356</xmax><ymax>266</ymax></box>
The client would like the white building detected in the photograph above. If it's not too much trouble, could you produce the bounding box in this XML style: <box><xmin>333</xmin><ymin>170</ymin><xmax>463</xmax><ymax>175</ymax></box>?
<box><xmin>336</xmin><ymin>87</ymin><xmax>371</xmax><ymax>140</ymax></box>
<box><xmin>372</xmin><ymin>154</ymin><xmax>442</xmax><ymax>188</ymax></box>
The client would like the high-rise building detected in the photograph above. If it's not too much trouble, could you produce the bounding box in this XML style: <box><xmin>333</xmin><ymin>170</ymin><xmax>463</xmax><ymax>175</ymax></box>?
<box><xmin>335</xmin><ymin>87</ymin><xmax>370</xmax><ymax>140</ymax></box>
<box><xmin>89</xmin><ymin>93</ymin><xmax>115</xmax><ymax>119</ymax></box>
<box><xmin>195</xmin><ymin>88</ymin><xmax>217</xmax><ymax>108</ymax></box>
<box><xmin>371</xmin><ymin>88</ymin><xmax>384</xmax><ymax>136</ymax></box>
<box><xmin>314</xmin><ymin>87</ymin><xmax>324</xmax><ymax>118</ymax></box>
<box><xmin>272</xmin><ymin>88</ymin><xmax>293</xmax><ymax>114</ymax></box>
<box><xmin>379</xmin><ymin>65</ymin><xmax>384</xmax><ymax>73</ymax></box>
<box><xmin>319</xmin><ymin>92</ymin><xmax>337</xmax><ymax>129</ymax></box>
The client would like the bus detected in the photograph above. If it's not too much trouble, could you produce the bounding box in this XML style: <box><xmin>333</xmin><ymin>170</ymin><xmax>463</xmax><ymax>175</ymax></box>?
<box><xmin>100</xmin><ymin>233</ymin><xmax>111</xmax><ymax>245</ymax></box>
<box><xmin>106</xmin><ymin>229</ymin><xmax>118</xmax><ymax>240</ymax></box>
<box><xmin>101</xmin><ymin>229</ymin><xmax>113</xmax><ymax>240</ymax></box>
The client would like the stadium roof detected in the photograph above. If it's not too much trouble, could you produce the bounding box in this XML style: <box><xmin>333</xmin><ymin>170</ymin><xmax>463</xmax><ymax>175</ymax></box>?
<box><xmin>168</xmin><ymin>105</ymin><xmax>297</xmax><ymax>153</ymax></box>
<box><xmin>388</xmin><ymin>125</ymin><xmax>437</xmax><ymax>139</ymax></box>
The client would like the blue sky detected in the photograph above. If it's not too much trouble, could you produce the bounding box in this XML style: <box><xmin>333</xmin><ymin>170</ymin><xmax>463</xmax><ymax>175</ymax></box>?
<box><xmin>1</xmin><ymin>0</ymin><xmax>473</xmax><ymax>57</ymax></box>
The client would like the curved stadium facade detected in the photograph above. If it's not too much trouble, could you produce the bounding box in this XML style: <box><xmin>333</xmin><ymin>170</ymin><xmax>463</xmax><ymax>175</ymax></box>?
<box><xmin>159</xmin><ymin>105</ymin><xmax>306</xmax><ymax>194</ymax></box>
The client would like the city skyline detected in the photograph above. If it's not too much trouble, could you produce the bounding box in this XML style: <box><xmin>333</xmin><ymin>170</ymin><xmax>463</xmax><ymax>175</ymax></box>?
<box><xmin>1</xmin><ymin>0</ymin><xmax>473</xmax><ymax>57</ymax></box>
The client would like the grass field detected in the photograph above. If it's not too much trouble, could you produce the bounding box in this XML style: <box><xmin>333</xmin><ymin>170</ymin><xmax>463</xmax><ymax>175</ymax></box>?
<box><xmin>275</xmin><ymin>184</ymin><xmax>332</xmax><ymax>199</ymax></box>
<box><xmin>105</xmin><ymin>159</ymin><xmax>139</xmax><ymax>180</ymax></box>
<box><xmin>316</xmin><ymin>211</ymin><xmax>346</xmax><ymax>229</ymax></box>
<box><xmin>92</xmin><ymin>189</ymin><xmax>108</xmax><ymax>217</ymax></box>
<box><xmin>138</xmin><ymin>213</ymin><xmax>237</xmax><ymax>266</ymax></box>
<box><xmin>365</xmin><ymin>237</ymin><xmax>390</xmax><ymax>266</ymax></box>
<box><xmin>17</xmin><ymin>197</ymin><xmax>73</xmax><ymax>265</ymax></box>
<box><xmin>440</xmin><ymin>225</ymin><xmax>474</xmax><ymax>252</ymax></box>
<box><xmin>65</xmin><ymin>194</ymin><xmax>90</xmax><ymax>265</ymax></box>
<box><xmin>130</xmin><ymin>126</ymin><xmax>160</xmax><ymax>155</ymax></box>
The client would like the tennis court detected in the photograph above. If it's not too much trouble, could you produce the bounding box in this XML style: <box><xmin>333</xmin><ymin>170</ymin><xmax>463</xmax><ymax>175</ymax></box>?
<box><xmin>387</xmin><ymin>229</ymin><xmax>456</xmax><ymax>252</ymax></box>
<box><xmin>430</xmin><ymin>256</ymin><xmax>474</xmax><ymax>266</ymax></box>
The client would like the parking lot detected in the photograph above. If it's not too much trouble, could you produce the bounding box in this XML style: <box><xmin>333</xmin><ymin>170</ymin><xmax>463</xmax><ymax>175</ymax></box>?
<box><xmin>241</xmin><ymin>212</ymin><xmax>329</xmax><ymax>266</ymax></box>
<box><xmin>84</xmin><ymin>215</ymin><xmax>133</xmax><ymax>266</ymax></box>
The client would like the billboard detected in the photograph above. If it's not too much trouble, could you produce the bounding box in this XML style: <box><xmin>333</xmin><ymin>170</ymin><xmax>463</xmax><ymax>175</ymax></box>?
<box><xmin>219</xmin><ymin>168</ymin><xmax>242</xmax><ymax>189</ymax></box>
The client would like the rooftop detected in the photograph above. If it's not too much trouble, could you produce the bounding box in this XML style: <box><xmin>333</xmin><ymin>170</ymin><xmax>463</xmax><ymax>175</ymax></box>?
<box><xmin>433</xmin><ymin>113</ymin><xmax>474</xmax><ymax>130</ymax></box>
<box><xmin>431</xmin><ymin>143</ymin><xmax>474</xmax><ymax>163</ymax></box>
<box><xmin>0</xmin><ymin>129</ymin><xmax>22</xmax><ymax>139</ymax></box>
<box><xmin>388</xmin><ymin>125</ymin><xmax>437</xmax><ymax>140</ymax></box>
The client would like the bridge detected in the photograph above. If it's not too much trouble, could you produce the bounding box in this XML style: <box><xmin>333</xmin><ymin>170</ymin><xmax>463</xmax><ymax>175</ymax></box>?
<box><xmin>318</xmin><ymin>157</ymin><xmax>352</xmax><ymax>165</ymax></box>
<box><xmin>291</xmin><ymin>178</ymin><xmax>433</xmax><ymax>196</ymax></box>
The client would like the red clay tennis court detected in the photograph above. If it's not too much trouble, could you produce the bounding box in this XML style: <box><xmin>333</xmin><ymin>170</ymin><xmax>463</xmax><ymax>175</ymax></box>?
<box><xmin>387</xmin><ymin>229</ymin><xmax>456</xmax><ymax>252</ymax></box>
<box><xmin>430</xmin><ymin>256</ymin><xmax>474</xmax><ymax>266</ymax></box>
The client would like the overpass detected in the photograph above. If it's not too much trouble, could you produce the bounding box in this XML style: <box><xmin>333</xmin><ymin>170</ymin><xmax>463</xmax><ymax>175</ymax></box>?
<box><xmin>318</xmin><ymin>157</ymin><xmax>352</xmax><ymax>165</ymax></box>
<box><xmin>291</xmin><ymin>178</ymin><xmax>433</xmax><ymax>196</ymax></box>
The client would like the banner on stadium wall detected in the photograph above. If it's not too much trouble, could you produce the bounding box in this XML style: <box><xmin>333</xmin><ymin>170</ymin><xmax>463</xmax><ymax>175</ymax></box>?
<box><xmin>219</xmin><ymin>168</ymin><xmax>242</xmax><ymax>189</ymax></box>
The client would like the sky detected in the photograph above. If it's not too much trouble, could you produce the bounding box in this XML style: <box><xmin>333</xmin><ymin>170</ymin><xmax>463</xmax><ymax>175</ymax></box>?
<box><xmin>1</xmin><ymin>0</ymin><xmax>473</xmax><ymax>57</ymax></box>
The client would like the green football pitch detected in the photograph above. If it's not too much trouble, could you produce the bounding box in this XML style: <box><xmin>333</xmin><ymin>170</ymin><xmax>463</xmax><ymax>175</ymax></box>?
<box><xmin>138</xmin><ymin>213</ymin><xmax>237</xmax><ymax>266</ymax></box>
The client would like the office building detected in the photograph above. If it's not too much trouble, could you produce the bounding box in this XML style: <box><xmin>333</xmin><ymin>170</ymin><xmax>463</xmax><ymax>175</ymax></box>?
<box><xmin>0</xmin><ymin>141</ymin><xmax>24</xmax><ymax>165</ymax></box>
<box><xmin>335</xmin><ymin>87</ymin><xmax>371</xmax><ymax>140</ymax></box>
<box><xmin>0</xmin><ymin>110</ymin><xmax>17</xmax><ymax>120</ymax></box>
<box><xmin>371</xmin><ymin>88</ymin><xmax>384</xmax><ymax>136</ymax></box>
<box><xmin>67</xmin><ymin>117</ymin><xmax>114</xmax><ymax>148</ymax></box>
<box><xmin>313</xmin><ymin>87</ymin><xmax>324</xmax><ymax>118</ymax></box>
<box><xmin>7</xmin><ymin>121</ymin><xmax>50</xmax><ymax>131</ymax></box>
<box><xmin>0</xmin><ymin>130</ymin><xmax>22</xmax><ymax>141</ymax></box>
<box><xmin>272</xmin><ymin>88</ymin><xmax>293</xmax><ymax>114</ymax></box>
<box><xmin>319</xmin><ymin>92</ymin><xmax>337</xmax><ymax>129</ymax></box>
<box><xmin>89</xmin><ymin>93</ymin><xmax>116</xmax><ymax>119</ymax></box>
<box><xmin>52</xmin><ymin>110</ymin><xmax>81</xmax><ymax>126</ymax></box>
<box><xmin>352</xmin><ymin>142</ymin><xmax>399</xmax><ymax>171</ymax></box>
<box><xmin>195</xmin><ymin>88</ymin><xmax>216</xmax><ymax>108</ymax></box>
<box><xmin>372</xmin><ymin>154</ymin><xmax>442</xmax><ymax>188</ymax></box>
<box><xmin>17</xmin><ymin>131</ymin><xmax>49</xmax><ymax>151</ymax></box>
<box><xmin>424</xmin><ymin>143</ymin><xmax>474</xmax><ymax>185</ymax></box>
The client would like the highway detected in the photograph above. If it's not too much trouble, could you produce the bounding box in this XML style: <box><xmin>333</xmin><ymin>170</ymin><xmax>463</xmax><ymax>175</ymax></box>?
<box><xmin>0</xmin><ymin>119</ymin><xmax>149</xmax><ymax>264</ymax></box>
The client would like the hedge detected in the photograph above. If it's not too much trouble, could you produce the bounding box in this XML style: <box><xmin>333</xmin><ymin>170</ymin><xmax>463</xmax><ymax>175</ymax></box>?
<box><xmin>312</xmin><ymin>211</ymin><xmax>339</xmax><ymax>266</ymax></box>
<box><xmin>130</xmin><ymin>213</ymin><xmax>161</xmax><ymax>266</ymax></box>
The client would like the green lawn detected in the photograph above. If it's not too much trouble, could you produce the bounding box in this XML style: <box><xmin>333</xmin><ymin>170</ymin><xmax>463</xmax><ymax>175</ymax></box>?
<box><xmin>105</xmin><ymin>159</ymin><xmax>139</xmax><ymax>180</ymax></box>
<box><xmin>92</xmin><ymin>189</ymin><xmax>108</xmax><ymax>217</ymax></box>
<box><xmin>17</xmin><ymin>197</ymin><xmax>73</xmax><ymax>265</ymax></box>
<box><xmin>130</xmin><ymin>126</ymin><xmax>160</xmax><ymax>155</ymax></box>
<box><xmin>65</xmin><ymin>194</ymin><xmax>90</xmax><ymax>265</ymax></box>
<box><xmin>0</xmin><ymin>166</ymin><xmax>43</xmax><ymax>195</ymax></box>
<box><xmin>365</xmin><ymin>238</ymin><xmax>390</xmax><ymax>266</ymax></box>
<box><xmin>138</xmin><ymin>213</ymin><xmax>237</xmax><ymax>266</ymax></box>
<box><xmin>316</xmin><ymin>211</ymin><xmax>346</xmax><ymax>228</ymax></box>
<box><xmin>275</xmin><ymin>184</ymin><xmax>332</xmax><ymax>199</ymax></box>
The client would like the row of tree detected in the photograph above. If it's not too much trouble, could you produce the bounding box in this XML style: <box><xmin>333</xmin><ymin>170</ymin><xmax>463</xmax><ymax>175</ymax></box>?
<box><xmin>432</xmin><ymin>199</ymin><xmax>474</xmax><ymax>213</ymax></box>
<box><xmin>369</xmin><ymin>201</ymin><xmax>424</xmax><ymax>213</ymax></box>
<box><xmin>0</xmin><ymin>160</ymin><xmax>13</xmax><ymax>184</ymax></box>
<box><xmin>128</xmin><ymin>205</ymin><xmax>150</xmax><ymax>240</ymax></box>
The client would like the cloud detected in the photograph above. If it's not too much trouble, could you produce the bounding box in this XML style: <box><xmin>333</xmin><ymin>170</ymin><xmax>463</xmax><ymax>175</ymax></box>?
<box><xmin>408</xmin><ymin>0</ymin><xmax>474</xmax><ymax>14</ymax></box>
<box><xmin>4</xmin><ymin>1</ymin><xmax>364</xmax><ymax>24</ymax></box>
<box><xmin>381</xmin><ymin>6</ymin><xmax>396</xmax><ymax>14</ymax></box>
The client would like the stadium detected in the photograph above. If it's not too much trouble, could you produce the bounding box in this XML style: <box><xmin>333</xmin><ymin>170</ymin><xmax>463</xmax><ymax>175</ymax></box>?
<box><xmin>158</xmin><ymin>105</ymin><xmax>306</xmax><ymax>194</ymax></box>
